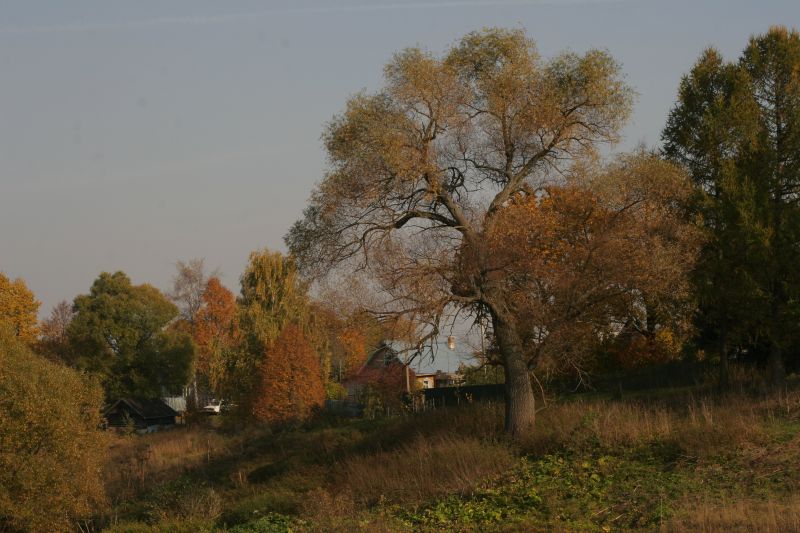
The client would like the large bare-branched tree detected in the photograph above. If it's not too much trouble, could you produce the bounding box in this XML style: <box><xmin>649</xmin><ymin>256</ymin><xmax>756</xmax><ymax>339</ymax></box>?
<box><xmin>287</xmin><ymin>28</ymin><xmax>636</xmax><ymax>436</ymax></box>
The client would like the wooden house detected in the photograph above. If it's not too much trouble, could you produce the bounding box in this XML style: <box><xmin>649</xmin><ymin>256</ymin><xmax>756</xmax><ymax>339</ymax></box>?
<box><xmin>415</xmin><ymin>371</ymin><xmax>463</xmax><ymax>390</ymax></box>
<box><xmin>416</xmin><ymin>372</ymin><xmax>438</xmax><ymax>389</ymax></box>
<box><xmin>103</xmin><ymin>398</ymin><xmax>178</xmax><ymax>430</ymax></box>
<box><xmin>342</xmin><ymin>341</ymin><xmax>412</xmax><ymax>400</ymax></box>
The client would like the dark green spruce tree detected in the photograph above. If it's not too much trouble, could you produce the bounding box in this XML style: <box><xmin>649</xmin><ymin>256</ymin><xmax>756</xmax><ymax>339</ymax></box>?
<box><xmin>663</xmin><ymin>26</ymin><xmax>800</xmax><ymax>385</ymax></box>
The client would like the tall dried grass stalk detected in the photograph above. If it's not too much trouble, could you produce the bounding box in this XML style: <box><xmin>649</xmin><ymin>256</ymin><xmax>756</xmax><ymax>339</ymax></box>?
<box><xmin>338</xmin><ymin>434</ymin><xmax>514</xmax><ymax>505</ymax></box>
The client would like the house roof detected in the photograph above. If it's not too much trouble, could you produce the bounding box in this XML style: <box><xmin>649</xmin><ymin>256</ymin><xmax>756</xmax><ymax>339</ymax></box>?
<box><xmin>104</xmin><ymin>398</ymin><xmax>178</xmax><ymax>420</ymax></box>
<box><xmin>357</xmin><ymin>338</ymin><xmax>476</xmax><ymax>374</ymax></box>
<box><xmin>357</xmin><ymin>341</ymin><xmax>404</xmax><ymax>370</ymax></box>
<box><xmin>413</xmin><ymin>340</ymin><xmax>475</xmax><ymax>374</ymax></box>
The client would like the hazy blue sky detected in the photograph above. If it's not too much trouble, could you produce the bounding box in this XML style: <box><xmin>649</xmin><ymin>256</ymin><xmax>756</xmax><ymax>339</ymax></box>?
<box><xmin>1</xmin><ymin>0</ymin><xmax>798</xmax><ymax>316</ymax></box>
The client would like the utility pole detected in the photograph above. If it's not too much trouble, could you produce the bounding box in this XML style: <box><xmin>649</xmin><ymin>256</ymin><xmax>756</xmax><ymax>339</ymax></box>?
<box><xmin>404</xmin><ymin>349</ymin><xmax>410</xmax><ymax>393</ymax></box>
<box><xmin>480</xmin><ymin>319</ymin><xmax>487</xmax><ymax>379</ymax></box>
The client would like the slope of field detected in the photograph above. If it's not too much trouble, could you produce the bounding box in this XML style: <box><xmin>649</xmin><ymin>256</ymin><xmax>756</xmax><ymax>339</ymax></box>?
<box><xmin>101</xmin><ymin>383</ymin><xmax>800</xmax><ymax>532</ymax></box>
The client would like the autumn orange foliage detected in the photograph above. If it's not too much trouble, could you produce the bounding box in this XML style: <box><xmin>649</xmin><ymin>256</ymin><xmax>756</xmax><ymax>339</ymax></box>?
<box><xmin>485</xmin><ymin>154</ymin><xmax>700</xmax><ymax>375</ymax></box>
<box><xmin>193</xmin><ymin>277</ymin><xmax>241</xmax><ymax>393</ymax></box>
<box><xmin>252</xmin><ymin>324</ymin><xmax>325</xmax><ymax>425</ymax></box>
<box><xmin>608</xmin><ymin>327</ymin><xmax>683</xmax><ymax>369</ymax></box>
<box><xmin>337</xmin><ymin>326</ymin><xmax>368</xmax><ymax>377</ymax></box>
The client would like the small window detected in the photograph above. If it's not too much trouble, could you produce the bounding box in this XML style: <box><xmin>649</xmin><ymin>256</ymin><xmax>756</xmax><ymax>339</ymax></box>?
<box><xmin>423</xmin><ymin>379</ymin><xmax>430</xmax><ymax>388</ymax></box>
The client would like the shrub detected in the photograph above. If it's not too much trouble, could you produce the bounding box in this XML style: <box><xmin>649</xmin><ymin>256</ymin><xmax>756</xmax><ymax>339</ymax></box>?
<box><xmin>227</xmin><ymin>513</ymin><xmax>297</xmax><ymax>533</ymax></box>
<box><xmin>325</xmin><ymin>381</ymin><xmax>348</xmax><ymax>401</ymax></box>
<box><xmin>0</xmin><ymin>326</ymin><xmax>107</xmax><ymax>532</ymax></box>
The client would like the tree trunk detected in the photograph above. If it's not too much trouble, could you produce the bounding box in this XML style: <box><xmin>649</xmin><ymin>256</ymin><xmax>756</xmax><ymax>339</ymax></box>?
<box><xmin>193</xmin><ymin>376</ymin><xmax>200</xmax><ymax>408</ymax></box>
<box><xmin>491</xmin><ymin>309</ymin><xmax>536</xmax><ymax>438</ymax></box>
<box><xmin>767</xmin><ymin>341</ymin><xmax>785</xmax><ymax>387</ymax></box>
<box><xmin>718</xmin><ymin>327</ymin><xmax>729</xmax><ymax>391</ymax></box>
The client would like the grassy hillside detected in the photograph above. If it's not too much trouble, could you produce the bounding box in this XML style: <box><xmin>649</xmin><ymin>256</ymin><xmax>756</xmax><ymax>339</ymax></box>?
<box><xmin>100</xmin><ymin>381</ymin><xmax>800</xmax><ymax>532</ymax></box>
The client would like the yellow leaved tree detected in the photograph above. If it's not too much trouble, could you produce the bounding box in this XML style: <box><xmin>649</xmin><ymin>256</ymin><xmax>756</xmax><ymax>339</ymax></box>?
<box><xmin>0</xmin><ymin>272</ymin><xmax>40</xmax><ymax>344</ymax></box>
<box><xmin>0</xmin><ymin>325</ymin><xmax>107</xmax><ymax>532</ymax></box>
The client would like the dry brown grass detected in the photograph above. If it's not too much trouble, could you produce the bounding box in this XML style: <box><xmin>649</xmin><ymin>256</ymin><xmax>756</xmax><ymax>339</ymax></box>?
<box><xmin>301</xmin><ymin>489</ymin><xmax>410</xmax><ymax>533</ymax></box>
<box><xmin>101</xmin><ymin>385</ymin><xmax>800</xmax><ymax>531</ymax></box>
<box><xmin>103</xmin><ymin>425</ymin><xmax>258</xmax><ymax>500</ymax></box>
<box><xmin>521</xmin><ymin>390</ymin><xmax>789</xmax><ymax>457</ymax></box>
<box><xmin>358</xmin><ymin>402</ymin><xmax>505</xmax><ymax>450</ymax></box>
<box><xmin>525</xmin><ymin>400</ymin><xmax>674</xmax><ymax>453</ymax></box>
<box><xmin>337</xmin><ymin>433</ymin><xmax>514</xmax><ymax>505</ymax></box>
<box><xmin>663</xmin><ymin>496</ymin><xmax>800</xmax><ymax>532</ymax></box>
<box><xmin>300</xmin><ymin>487</ymin><xmax>361</xmax><ymax>532</ymax></box>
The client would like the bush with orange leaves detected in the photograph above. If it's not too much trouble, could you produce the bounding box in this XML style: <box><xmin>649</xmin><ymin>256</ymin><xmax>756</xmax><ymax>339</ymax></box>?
<box><xmin>252</xmin><ymin>324</ymin><xmax>325</xmax><ymax>425</ymax></box>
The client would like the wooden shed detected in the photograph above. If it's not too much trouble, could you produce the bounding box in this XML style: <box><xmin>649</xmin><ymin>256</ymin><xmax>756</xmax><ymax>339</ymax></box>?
<box><xmin>103</xmin><ymin>398</ymin><xmax>178</xmax><ymax>430</ymax></box>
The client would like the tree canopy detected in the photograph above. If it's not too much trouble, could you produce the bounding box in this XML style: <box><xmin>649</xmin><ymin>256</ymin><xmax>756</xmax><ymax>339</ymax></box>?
<box><xmin>0</xmin><ymin>326</ymin><xmax>106</xmax><ymax>532</ymax></box>
<box><xmin>36</xmin><ymin>300</ymin><xmax>75</xmax><ymax>362</ymax></box>
<box><xmin>486</xmin><ymin>152</ymin><xmax>700</xmax><ymax>377</ymax></box>
<box><xmin>286</xmin><ymin>28</ymin><xmax>691</xmax><ymax>436</ymax></box>
<box><xmin>222</xmin><ymin>249</ymin><xmax>313</xmax><ymax>416</ymax></box>
<box><xmin>663</xmin><ymin>26</ymin><xmax>800</xmax><ymax>384</ymax></box>
<box><xmin>0</xmin><ymin>273</ymin><xmax>40</xmax><ymax>344</ymax></box>
<box><xmin>240</xmin><ymin>249</ymin><xmax>309</xmax><ymax>351</ymax></box>
<box><xmin>252</xmin><ymin>324</ymin><xmax>325</xmax><ymax>425</ymax></box>
<box><xmin>169</xmin><ymin>258</ymin><xmax>216</xmax><ymax>329</ymax></box>
<box><xmin>193</xmin><ymin>276</ymin><xmax>242</xmax><ymax>396</ymax></box>
<box><xmin>67</xmin><ymin>271</ymin><xmax>194</xmax><ymax>399</ymax></box>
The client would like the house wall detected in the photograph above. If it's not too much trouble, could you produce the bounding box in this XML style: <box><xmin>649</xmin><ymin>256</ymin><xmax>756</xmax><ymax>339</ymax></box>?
<box><xmin>344</xmin><ymin>381</ymin><xmax>364</xmax><ymax>401</ymax></box>
<box><xmin>422</xmin><ymin>383</ymin><xmax>505</xmax><ymax>407</ymax></box>
<box><xmin>416</xmin><ymin>375</ymin><xmax>436</xmax><ymax>389</ymax></box>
